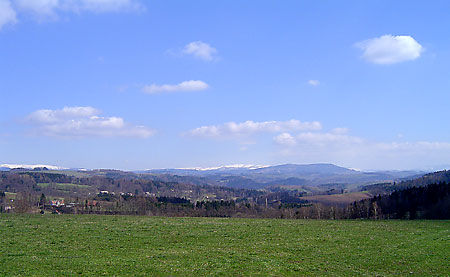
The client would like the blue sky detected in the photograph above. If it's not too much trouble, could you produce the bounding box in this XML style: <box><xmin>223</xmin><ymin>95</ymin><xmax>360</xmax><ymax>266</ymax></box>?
<box><xmin>1</xmin><ymin>0</ymin><xmax>450</xmax><ymax>170</ymax></box>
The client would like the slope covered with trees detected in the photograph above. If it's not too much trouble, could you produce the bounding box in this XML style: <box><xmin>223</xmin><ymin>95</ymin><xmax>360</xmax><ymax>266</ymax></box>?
<box><xmin>349</xmin><ymin>182</ymin><xmax>450</xmax><ymax>219</ymax></box>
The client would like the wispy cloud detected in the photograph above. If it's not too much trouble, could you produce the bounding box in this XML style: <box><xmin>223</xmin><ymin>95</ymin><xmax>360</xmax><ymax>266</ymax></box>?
<box><xmin>275</xmin><ymin>129</ymin><xmax>363</xmax><ymax>148</ymax></box>
<box><xmin>13</xmin><ymin>0</ymin><xmax>59</xmax><ymax>17</ymax></box>
<box><xmin>0</xmin><ymin>0</ymin><xmax>17</xmax><ymax>29</ymax></box>
<box><xmin>142</xmin><ymin>80</ymin><xmax>209</xmax><ymax>94</ymax></box>
<box><xmin>183</xmin><ymin>41</ymin><xmax>218</xmax><ymax>61</ymax></box>
<box><xmin>355</xmin><ymin>35</ymin><xmax>423</xmax><ymax>64</ymax></box>
<box><xmin>186</xmin><ymin>120</ymin><xmax>322</xmax><ymax>138</ymax></box>
<box><xmin>25</xmin><ymin>106</ymin><xmax>154</xmax><ymax>138</ymax></box>
<box><xmin>66</xmin><ymin>0</ymin><xmax>144</xmax><ymax>13</ymax></box>
<box><xmin>308</xmin><ymin>80</ymin><xmax>320</xmax><ymax>86</ymax></box>
<box><xmin>2</xmin><ymin>0</ymin><xmax>144</xmax><ymax>24</ymax></box>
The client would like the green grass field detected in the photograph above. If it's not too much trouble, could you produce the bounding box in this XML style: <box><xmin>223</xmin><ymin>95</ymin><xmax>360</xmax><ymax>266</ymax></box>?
<box><xmin>0</xmin><ymin>215</ymin><xmax>448</xmax><ymax>276</ymax></box>
<box><xmin>4</xmin><ymin>192</ymin><xmax>16</xmax><ymax>199</ymax></box>
<box><xmin>37</xmin><ymin>183</ymin><xmax>90</xmax><ymax>189</ymax></box>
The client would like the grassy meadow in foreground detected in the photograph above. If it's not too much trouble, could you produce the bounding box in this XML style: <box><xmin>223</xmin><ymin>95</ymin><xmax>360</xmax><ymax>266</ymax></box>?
<box><xmin>0</xmin><ymin>215</ymin><xmax>449</xmax><ymax>276</ymax></box>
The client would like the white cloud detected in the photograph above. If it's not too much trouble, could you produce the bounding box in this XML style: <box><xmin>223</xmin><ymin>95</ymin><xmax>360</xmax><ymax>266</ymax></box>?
<box><xmin>0</xmin><ymin>0</ymin><xmax>17</xmax><ymax>29</ymax></box>
<box><xmin>27</xmin><ymin>106</ymin><xmax>99</xmax><ymax>123</ymax></box>
<box><xmin>308</xmin><ymin>80</ymin><xmax>320</xmax><ymax>86</ymax></box>
<box><xmin>274</xmin><ymin>133</ymin><xmax>296</xmax><ymax>146</ymax></box>
<box><xmin>187</xmin><ymin>120</ymin><xmax>322</xmax><ymax>138</ymax></box>
<box><xmin>356</xmin><ymin>35</ymin><xmax>423</xmax><ymax>64</ymax></box>
<box><xmin>183</xmin><ymin>41</ymin><xmax>218</xmax><ymax>61</ymax></box>
<box><xmin>26</xmin><ymin>106</ymin><xmax>154</xmax><ymax>138</ymax></box>
<box><xmin>12</xmin><ymin>0</ymin><xmax>143</xmax><ymax>20</ymax></box>
<box><xmin>143</xmin><ymin>80</ymin><xmax>209</xmax><ymax>94</ymax></box>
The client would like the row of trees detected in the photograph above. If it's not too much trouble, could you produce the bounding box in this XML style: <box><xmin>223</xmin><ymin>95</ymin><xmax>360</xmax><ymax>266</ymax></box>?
<box><xmin>45</xmin><ymin>196</ymin><xmax>333</xmax><ymax>219</ymax></box>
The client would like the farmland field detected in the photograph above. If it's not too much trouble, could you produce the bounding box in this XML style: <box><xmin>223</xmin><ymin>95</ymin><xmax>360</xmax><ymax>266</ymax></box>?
<box><xmin>0</xmin><ymin>215</ymin><xmax>449</xmax><ymax>276</ymax></box>
<box><xmin>301</xmin><ymin>191</ymin><xmax>373</xmax><ymax>207</ymax></box>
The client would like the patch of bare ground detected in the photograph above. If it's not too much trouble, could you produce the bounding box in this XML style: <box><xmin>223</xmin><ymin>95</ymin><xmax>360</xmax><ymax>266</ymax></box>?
<box><xmin>301</xmin><ymin>192</ymin><xmax>372</xmax><ymax>206</ymax></box>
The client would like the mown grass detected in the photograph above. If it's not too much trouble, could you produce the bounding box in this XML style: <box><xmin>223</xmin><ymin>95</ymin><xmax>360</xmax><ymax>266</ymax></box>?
<box><xmin>0</xmin><ymin>214</ymin><xmax>448</xmax><ymax>276</ymax></box>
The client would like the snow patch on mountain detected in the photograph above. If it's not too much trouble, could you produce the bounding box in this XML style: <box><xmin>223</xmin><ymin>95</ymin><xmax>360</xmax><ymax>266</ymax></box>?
<box><xmin>177</xmin><ymin>164</ymin><xmax>270</xmax><ymax>171</ymax></box>
<box><xmin>0</xmin><ymin>164</ymin><xmax>67</xmax><ymax>170</ymax></box>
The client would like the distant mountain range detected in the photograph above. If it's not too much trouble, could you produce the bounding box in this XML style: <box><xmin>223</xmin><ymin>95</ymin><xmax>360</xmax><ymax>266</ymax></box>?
<box><xmin>145</xmin><ymin>163</ymin><xmax>355</xmax><ymax>175</ymax></box>
<box><xmin>143</xmin><ymin>163</ymin><xmax>428</xmax><ymax>191</ymax></box>
<box><xmin>174</xmin><ymin>164</ymin><xmax>270</xmax><ymax>171</ymax></box>
<box><xmin>0</xmin><ymin>164</ymin><xmax>67</xmax><ymax>170</ymax></box>
<box><xmin>0</xmin><ymin>162</ymin><xmax>429</xmax><ymax>192</ymax></box>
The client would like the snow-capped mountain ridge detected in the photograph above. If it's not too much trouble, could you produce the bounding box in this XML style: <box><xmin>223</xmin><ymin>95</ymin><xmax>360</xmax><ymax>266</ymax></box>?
<box><xmin>177</xmin><ymin>164</ymin><xmax>270</xmax><ymax>171</ymax></box>
<box><xmin>0</xmin><ymin>164</ymin><xmax>67</xmax><ymax>170</ymax></box>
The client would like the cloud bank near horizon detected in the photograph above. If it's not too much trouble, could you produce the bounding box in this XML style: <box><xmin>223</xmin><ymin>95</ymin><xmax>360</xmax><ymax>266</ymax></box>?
<box><xmin>182</xmin><ymin>119</ymin><xmax>450</xmax><ymax>170</ymax></box>
<box><xmin>273</xmin><ymin>128</ymin><xmax>450</xmax><ymax>170</ymax></box>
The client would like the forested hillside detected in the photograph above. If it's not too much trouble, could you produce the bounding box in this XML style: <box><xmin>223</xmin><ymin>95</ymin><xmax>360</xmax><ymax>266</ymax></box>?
<box><xmin>350</xmin><ymin>182</ymin><xmax>450</xmax><ymax>219</ymax></box>
<box><xmin>363</xmin><ymin>170</ymin><xmax>450</xmax><ymax>195</ymax></box>
<box><xmin>0</xmin><ymin>171</ymin><xmax>264</xmax><ymax>201</ymax></box>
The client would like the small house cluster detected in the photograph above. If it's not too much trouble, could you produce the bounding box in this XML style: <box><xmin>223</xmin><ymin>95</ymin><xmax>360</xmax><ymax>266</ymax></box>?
<box><xmin>51</xmin><ymin>199</ymin><xmax>65</xmax><ymax>207</ymax></box>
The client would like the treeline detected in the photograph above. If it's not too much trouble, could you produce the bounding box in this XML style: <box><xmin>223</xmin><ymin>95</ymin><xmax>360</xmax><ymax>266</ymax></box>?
<box><xmin>350</xmin><ymin>182</ymin><xmax>450</xmax><ymax>219</ymax></box>
<box><xmin>39</xmin><ymin>195</ymin><xmax>332</xmax><ymax>219</ymax></box>
<box><xmin>83</xmin><ymin>191</ymin><xmax>313</xmax><ymax>218</ymax></box>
